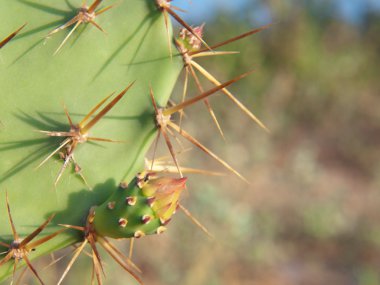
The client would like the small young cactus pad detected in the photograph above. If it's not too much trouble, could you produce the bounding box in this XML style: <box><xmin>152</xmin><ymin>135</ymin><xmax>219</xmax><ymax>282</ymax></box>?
<box><xmin>93</xmin><ymin>171</ymin><xmax>187</xmax><ymax>239</ymax></box>
<box><xmin>55</xmin><ymin>172</ymin><xmax>186</xmax><ymax>284</ymax></box>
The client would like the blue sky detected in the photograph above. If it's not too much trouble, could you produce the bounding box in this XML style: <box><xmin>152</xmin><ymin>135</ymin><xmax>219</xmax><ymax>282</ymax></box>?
<box><xmin>177</xmin><ymin>0</ymin><xmax>380</xmax><ymax>25</ymax></box>
<box><xmin>334</xmin><ymin>0</ymin><xmax>380</xmax><ymax>23</ymax></box>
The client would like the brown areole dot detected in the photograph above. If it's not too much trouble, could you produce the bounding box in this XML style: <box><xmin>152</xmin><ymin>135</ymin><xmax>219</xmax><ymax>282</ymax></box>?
<box><xmin>156</xmin><ymin>226</ymin><xmax>167</xmax><ymax>235</ymax></box>
<box><xmin>146</xmin><ymin>197</ymin><xmax>156</xmax><ymax>207</ymax></box>
<box><xmin>107</xmin><ymin>202</ymin><xmax>116</xmax><ymax>210</ymax></box>
<box><xmin>142</xmin><ymin>215</ymin><xmax>152</xmax><ymax>224</ymax></box>
<box><xmin>119</xmin><ymin>182</ymin><xmax>128</xmax><ymax>189</ymax></box>
<box><xmin>134</xmin><ymin>231</ymin><xmax>145</xmax><ymax>239</ymax></box>
<box><xmin>118</xmin><ymin>218</ymin><xmax>128</xmax><ymax>228</ymax></box>
<box><xmin>160</xmin><ymin>218</ymin><xmax>171</xmax><ymax>226</ymax></box>
<box><xmin>136</xmin><ymin>180</ymin><xmax>144</xmax><ymax>189</ymax></box>
<box><xmin>126</xmin><ymin>196</ymin><xmax>137</xmax><ymax>206</ymax></box>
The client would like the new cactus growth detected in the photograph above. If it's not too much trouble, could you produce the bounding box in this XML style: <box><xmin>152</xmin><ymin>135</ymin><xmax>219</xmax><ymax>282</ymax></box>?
<box><xmin>58</xmin><ymin>172</ymin><xmax>186</xmax><ymax>284</ymax></box>
<box><xmin>93</xmin><ymin>171</ymin><xmax>186</xmax><ymax>239</ymax></box>
<box><xmin>0</xmin><ymin>0</ymin><xmax>267</xmax><ymax>283</ymax></box>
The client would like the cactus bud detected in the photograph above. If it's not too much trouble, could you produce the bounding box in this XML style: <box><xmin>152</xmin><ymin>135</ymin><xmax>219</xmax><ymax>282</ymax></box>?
<box><xmin>178</xmin><ymin>24</ymin><xmax>205</xmax><ymax>52</ymax></box>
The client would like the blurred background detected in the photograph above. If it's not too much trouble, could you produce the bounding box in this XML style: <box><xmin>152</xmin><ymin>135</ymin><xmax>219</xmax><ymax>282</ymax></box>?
<box><xmin>137</xmin><ymin>1</ymin><xmax>380</xmax><ymax>284</ymax></box>
<box><xmin>30</xmin><ymin>1</ymin><xmax>380</xmax><ymax>284</ymax></box>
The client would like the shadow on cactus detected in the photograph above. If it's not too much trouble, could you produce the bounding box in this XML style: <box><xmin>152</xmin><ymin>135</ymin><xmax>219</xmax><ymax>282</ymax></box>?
<box><xmin>0</xmin><ymin>0</ymin><xmax>268</xmax><ymax>284</ymax></box>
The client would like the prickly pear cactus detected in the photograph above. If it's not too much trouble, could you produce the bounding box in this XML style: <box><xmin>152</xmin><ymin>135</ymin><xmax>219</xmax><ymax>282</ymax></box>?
<box><xmin>0</xmin><ymin>0</ymin><xmax>182</xmax><ymax>281</ymax></box>
<box><xmin>0</xmin><ymin>0</ymin><xmax>266</xmax><ymax>283</ymax></box>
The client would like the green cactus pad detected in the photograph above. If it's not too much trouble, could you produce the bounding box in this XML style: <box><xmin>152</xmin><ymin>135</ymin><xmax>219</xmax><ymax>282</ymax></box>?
<box><xmin>0</xmin><ymin>0</ymin><xmax>182</xmax><ymax>281</ymax></box>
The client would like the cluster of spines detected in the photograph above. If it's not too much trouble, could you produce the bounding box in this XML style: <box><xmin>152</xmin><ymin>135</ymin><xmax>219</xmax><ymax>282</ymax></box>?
<box><xmin>36</xmin><ymin>83</ymin><xmax>134</xmax><ymax>188</ymax></box>
<box><xmin>0</xmin><ymin>192</ymin><xmax>65</xmax><ymax>285</ymax></box>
